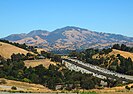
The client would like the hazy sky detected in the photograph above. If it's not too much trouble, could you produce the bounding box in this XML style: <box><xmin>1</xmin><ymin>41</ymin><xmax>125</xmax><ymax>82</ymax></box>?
<box><xmin>0</xmin><ymin>0</ymin><xmax>133</xmax><ymax>38</ymax></box>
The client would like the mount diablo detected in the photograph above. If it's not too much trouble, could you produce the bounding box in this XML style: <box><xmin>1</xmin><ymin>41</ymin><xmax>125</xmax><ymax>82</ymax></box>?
<box><xmin>3</xmin><ymin>26</ymin><xmax>133</xmax><ymax>50</ymax></box>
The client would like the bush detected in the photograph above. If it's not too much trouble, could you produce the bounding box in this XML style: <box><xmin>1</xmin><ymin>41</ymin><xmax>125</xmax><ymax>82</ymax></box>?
<box><xmin>125</xmin><ymin>86</ymin><xmax>130</xmax><ymax>90</ymax></box>
<box><xmin>131</xmin><ymin>85</ymin><xmax>133</xmax><ymax>88</ymax></box>
<box><xmin>11</xmin><ymin>86</ymin><xmax>17</xmax><ymax>90</ymax></box>
<box><xmin>0</xmin><ymin>79</ymin><xmax>7</xmax><ymax>84</ymax></box>
<box><xmin>22</xmin><ymin>78</ymin><xmax>31</xmax><ymax>83</ymax></box>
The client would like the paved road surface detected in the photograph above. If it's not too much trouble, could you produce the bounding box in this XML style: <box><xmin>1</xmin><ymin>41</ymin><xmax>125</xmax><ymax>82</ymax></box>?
<box><xmin>62</xmin><ymin>58</ymin><xmax>133</xmax><ymax>82</ymax></box>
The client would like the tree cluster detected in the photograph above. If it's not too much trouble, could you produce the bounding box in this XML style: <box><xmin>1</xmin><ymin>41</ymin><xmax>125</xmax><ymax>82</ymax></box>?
<box><xmin>0</xmin><ymin>53</ymin><xmax>101</xmax><ymax>90</ymax></box>
<box><xmin>112</xmin><ymin>44</ymin><xmax>133</xmax><ymax>52</ymax></box>
<box><xmin>116</xmin><ymin>55</ymin><xmax>133</xmax><ymax>75</ymax></box>
<box><xmin>68</xmin><ymin>45</ymin><xmax>133</xmax><ymax>75</ymax></box>
<box><xmin>41</xmin><ymin>51</ymin><xmax>62</xmax><ymax>62</ymax></box>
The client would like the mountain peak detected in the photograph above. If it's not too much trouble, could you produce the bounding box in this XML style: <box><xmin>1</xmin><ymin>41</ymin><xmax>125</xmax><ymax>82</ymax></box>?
<box><xmin>62</xmin><ymin>26</ymin><xmax>88</xmax><ymax>30</ymax></box>
<box><xmin>52</xmin><ymin>26</ymin><xmax>90</xmax><ymax>34</ymax></box>
<box><xmin>27</xmin><ymin>30</ymin><xmax>49</xmax><ymax>37</ymax></box>
<box><xmin>26</xmin><ymin>26</ymin><xmax>90</xmax><ymax>33</ymax></box>
<box><xmin>2</xmin><ymin>26</ymin><xmax>133</xmax><ymax>50</ymax></box>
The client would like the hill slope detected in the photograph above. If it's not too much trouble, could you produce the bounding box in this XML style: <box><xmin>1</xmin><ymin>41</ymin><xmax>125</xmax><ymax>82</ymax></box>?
<box><xmin>93</xmin><ymin>49</ymin><xmax>133</xmax><ymax>61</ymax></box>
<box><xmin>111</xmin><ymin>49</ymin><xmax>133</xmax><ymax>61</ymax></box>
<box><xmin>0</xmin><ymin>42</ymin><xmax>32</xmax><ymax>58</ymax></box>
<box><xmin>3</xmin><ymin>26</ymin><xmax>133</xmax><ymax>50</ymax></box>
<box><xmin>92</xmin><ymin>49</ymin><xmax>133</xmax><ymax>71</ymax></box>
<box><xmin>24</xmin><ymin>59</ymin><xmax>56</xmax><ymax>68</ymax></box>
<box><xmin>0</xmin><ymin>78</ymin><xmax>51</xmax><ymax>93</ymax></box>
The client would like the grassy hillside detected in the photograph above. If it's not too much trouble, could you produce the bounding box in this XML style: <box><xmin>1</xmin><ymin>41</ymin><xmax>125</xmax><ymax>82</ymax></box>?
<box><xmin>24</xmin><ymin>59</ymin><xmax>56</xmax><ymax>68</ymax></box>
<box><xmin>36</xmin><ymin>48</ymin><xmax>46</xmax><ymax>54</ymax></box>
<box><xmin>1</xmin><ymin>78</ymin><xmax>133</xmax><ymax>93</ymax></box>
<box><xmin>0</xmin><ymin>78</ymin><xmax>51</xmax><ymax>93</ymax></box>
<box><xmin>0</xmin><ymin>41</ymin><xmax>33</xmax><ymax>59</ymax></box>
<box><xmin>111</xmin><ymin>49</ymin><xmax>133</xmax><ymax>61</ymax></box>
<box><xmin>93</xmin><ymin>49</ymin><xmax>133</xmax><ymax>66</ymax></box>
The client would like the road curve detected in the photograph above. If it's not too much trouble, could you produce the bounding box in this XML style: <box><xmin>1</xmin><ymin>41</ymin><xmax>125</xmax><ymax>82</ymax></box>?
<box><xmin>62</xmin><ymin>58</ymin><xmax>133</xmax><ymax>82</ymax></box>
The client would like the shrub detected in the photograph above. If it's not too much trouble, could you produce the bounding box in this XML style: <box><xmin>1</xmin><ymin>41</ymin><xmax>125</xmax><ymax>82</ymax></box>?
<box><xmin>125</xmin><ymin>86</ymin><xmax>130</xmax><ymax>90</ymax></box>
<box><xmin>0</xmin><ymin>79</ymin><xmax>7</xmax><ymax>84</ymax></box>
<box><xmin>11</xmin><ymin>86</ymin><xmax>17</xmax><ymax>90</ymax></box>
<box><xmin>22</xmin><ymin>78</ymin><xmax>31</xmax><ymax>83</ymax></box>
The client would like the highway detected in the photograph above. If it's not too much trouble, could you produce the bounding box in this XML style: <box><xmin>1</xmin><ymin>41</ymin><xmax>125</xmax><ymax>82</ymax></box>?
<box><xmin>62</xmin><ymin>58</ymin><xmax>133</xmax><ymax>82</ymax></box>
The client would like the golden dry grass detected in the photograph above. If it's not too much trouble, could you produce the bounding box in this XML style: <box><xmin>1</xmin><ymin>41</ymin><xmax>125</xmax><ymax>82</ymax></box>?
<box><xmin>93</xmin><ymin>49</ymin><xmax>133</xmax><ymax>60</ymax></box>
<box><xmin>98</xmin><ymin>92</ymin><xmax>133</xmax><ymax>94</ymax></box>
<box><xmin>92</xmin><ymin>49</ymin><xmax>133</xmax><ymax>68</ymax></box>
<box><xmin>24</xmin><ymin>59</ymin><xmax>56</xmax><ymax>68</ymax></box>
<box><xmin>0</xmin><ymin>78</ymin><xmax>51</xmax><ymax>92</ymax></box>
<box><xmin>111</xmin><ymin>49</ymin><xmax>133</xmax><ymax>60</ymax></box>
<box><xmin>36</xmin><ymin>48</ymin><xmax>46</xmax><ymax>54</ymax></box>
<box><xmin>1</xmin><ymin>79</ymin><xmax>133</xmax><ymax>93</ymax></box>
<box><xmin>0</xmin><ymin>42</ymin><xmax>33</xmax><ymax>59</ymax></box>
<box><xmin>83</xmin><ymin>84</ymin><xmax>133</xmax><ymax>94</ymax></box>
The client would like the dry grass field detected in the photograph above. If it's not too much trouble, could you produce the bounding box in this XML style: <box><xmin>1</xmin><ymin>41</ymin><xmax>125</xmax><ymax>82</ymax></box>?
<box><xmin>93</xmin><ymin>49</ymin><xmax>133</xmax><ymax>60</ymax></box>
<box><xmin>36</xmin><ymin>48</ymin><xmax>46</xmax><ymax>54</ymax></box>
<box><xmin>111</xmin><ymin>49</ymin><xmax>133</xmax><ymax>60</ymax></box>
<box><xmin>0</xmin><ymin>78</ymin><xmax>51</xmax><ymax>93</ymax></box>
<box><xmin>0</xmin><ymin>42</ymin><xmax>33</xmax><ymax>59</ymax></box>
<box><xmin>24</xmin><ymin>59</ymin><xmax>56</xmax><ymax>68</ymax></box>
<box><xmin>1</xmin><ymin>78</ymin><xmax>133</xmax><ymax>93</ymax></box>
<box><xmin>83</xmin><ymin>84</ymin><xmax>133</xmax><ymax>94</ymax></box>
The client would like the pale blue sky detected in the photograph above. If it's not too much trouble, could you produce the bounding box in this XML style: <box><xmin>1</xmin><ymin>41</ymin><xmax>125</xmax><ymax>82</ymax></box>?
<box><xmin>0</xmin><ymin>0</ymin><xmax>133</xmax><ymax>38</ymax></box>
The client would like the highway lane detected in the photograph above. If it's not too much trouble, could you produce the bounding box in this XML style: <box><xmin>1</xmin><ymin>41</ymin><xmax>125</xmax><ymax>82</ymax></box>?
<box><xmin>62</xmin><ymin>58</ymin><xmax>133</xmax><ymax>82</ymax></box>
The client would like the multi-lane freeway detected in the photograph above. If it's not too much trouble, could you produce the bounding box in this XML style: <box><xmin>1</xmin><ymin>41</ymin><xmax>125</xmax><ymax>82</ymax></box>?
<box><xmin>62</xmin><ymin>58</ymin><xmax>133</xmax><ymax>82</ymax></box>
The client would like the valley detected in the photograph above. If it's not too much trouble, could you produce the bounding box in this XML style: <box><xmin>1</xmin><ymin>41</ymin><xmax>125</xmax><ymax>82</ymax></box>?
<box><xmin>1</xmin><ymin>0</ymin><xmax>133</xmax><ymax>93</ymax></box>
<box><xmin>1</xmin><ymin>37</ymin><xmax>133</xmax><ymax>93</ymax></box>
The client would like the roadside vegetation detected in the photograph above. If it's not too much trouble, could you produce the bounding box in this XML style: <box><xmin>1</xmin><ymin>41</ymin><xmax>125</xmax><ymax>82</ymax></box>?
<box><xmin>0</xmin><ymin>53</ymin><xmax>101</xmax><ymax>90</ymax></box>
<box><xmin>69</xmin><ymin>44</ymin><xmax>133</xmax><ymax>75</ymax></box>
<box><xmin>0</xmin><ymin>40</ymin><xmax>101</xmax><ymax>90</ymax></box>
<box><xmin>1</xmin><ymin>40</ymin><xmax>133</xmax><ymax>91</ymax></box>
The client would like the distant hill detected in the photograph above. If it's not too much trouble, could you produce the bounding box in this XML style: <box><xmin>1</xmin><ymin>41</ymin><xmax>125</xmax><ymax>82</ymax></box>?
<box><xmin>0</xmin><ymin>41</ymin><xmax>33</xmax><ymax>59</ymax></box>
<box><xmin>3</xmin><ymin>26</ymin><xmax>133</xmax><ymax>50</ymax></box>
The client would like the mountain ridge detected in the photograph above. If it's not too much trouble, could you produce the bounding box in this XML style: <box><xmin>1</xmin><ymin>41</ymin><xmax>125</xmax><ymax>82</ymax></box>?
<box><xmin>2</xmin><ymin>26</ymin><xmax>133</xmax><ymax>50</ymax></box>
